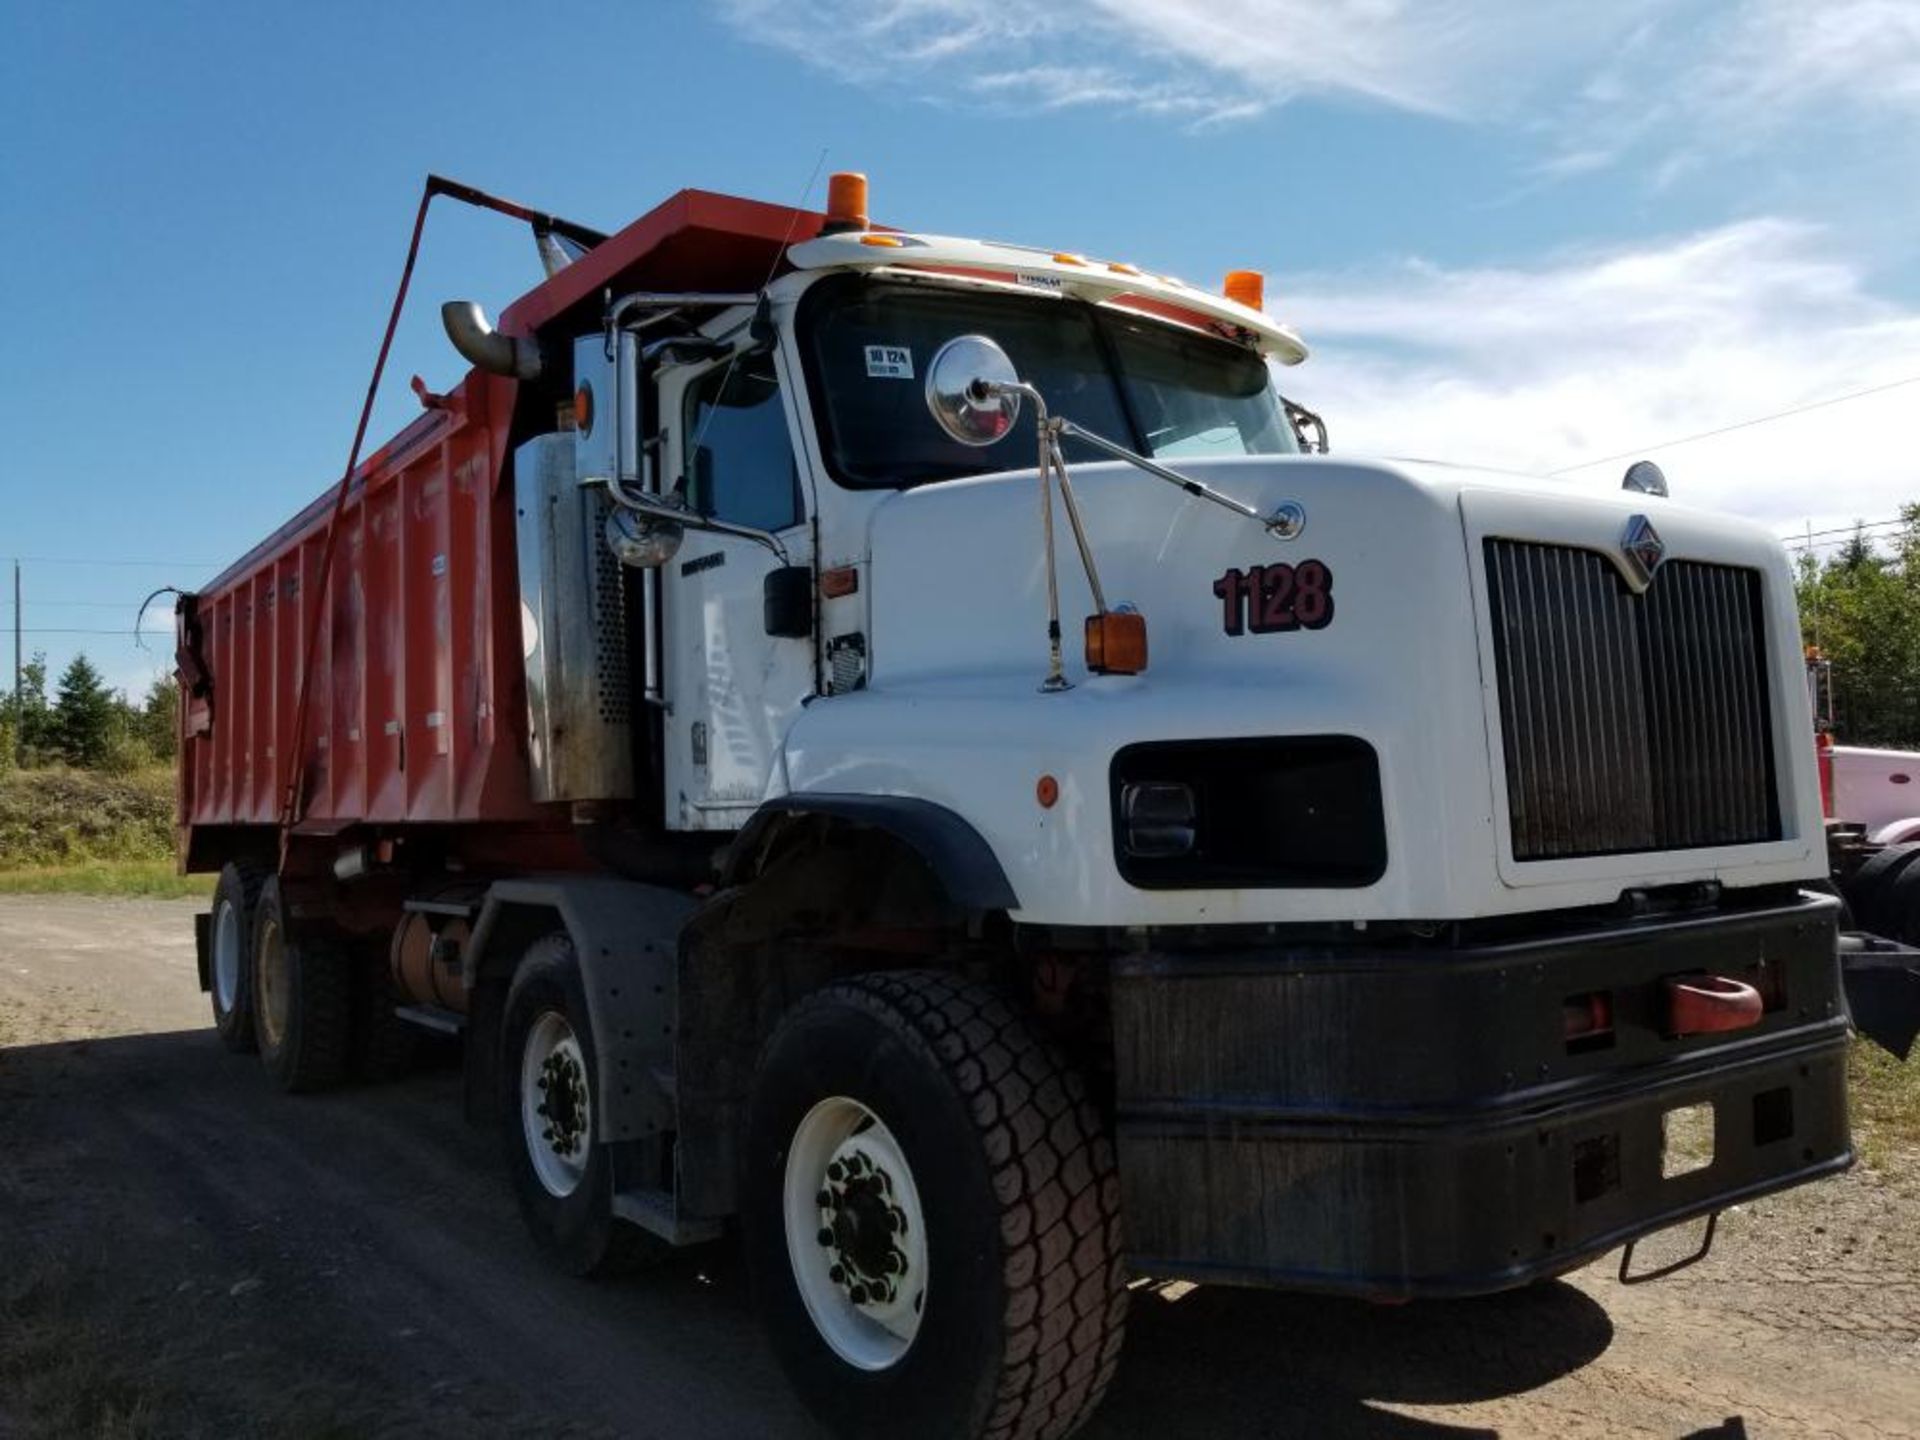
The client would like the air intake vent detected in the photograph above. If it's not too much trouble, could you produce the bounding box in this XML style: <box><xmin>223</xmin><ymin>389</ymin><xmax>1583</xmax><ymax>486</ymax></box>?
<box><xmin>1484</xmin><ymin>539</ymin><xmax>1778</xmax><ymax>861</ymax></box>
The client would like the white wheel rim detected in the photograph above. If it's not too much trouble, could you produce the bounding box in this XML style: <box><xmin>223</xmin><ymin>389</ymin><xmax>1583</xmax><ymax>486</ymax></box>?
<box><xmin>784</xmin><ymin>1096</ymin><xmax>929</xmax><ymax>1371</ymax></box>
<box><xmin>213</xmin><ymin>898</ymin><xmax>241</xmax><ymax>1013</ymax></box>
<box><xmin>521</xmin><ymin>1011</ymin><xmax>592</xmax><ymax>1198</ymax></box>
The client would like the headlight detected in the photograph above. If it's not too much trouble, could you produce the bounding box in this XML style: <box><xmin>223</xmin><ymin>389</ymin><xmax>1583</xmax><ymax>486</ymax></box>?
<box><xmin>1110</xmin><ymin>737</ymin><xmax>1386</xmax><ymax>890</ymax></box>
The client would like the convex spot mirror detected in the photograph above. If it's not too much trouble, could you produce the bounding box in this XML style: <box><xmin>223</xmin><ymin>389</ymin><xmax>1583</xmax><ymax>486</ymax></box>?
<box><xmin>926</xmin><ymin>335</ymin><xmax>1022</xmax><ymax>447</ymax></box>
<box><xmin>606</xmin><ymin>507</ymin><xmax>684</xmax><ymax>570</ymax></box>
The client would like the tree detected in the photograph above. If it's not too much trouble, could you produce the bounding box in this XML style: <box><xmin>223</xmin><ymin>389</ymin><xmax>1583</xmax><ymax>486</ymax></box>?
<box><xmin>51</xmin><ymin>654</ymin><xmax>116</xmax><ymax>768</ymax></box>
<box><xmin>0</xmin><ymin>651</ymin><xmax>52</xmax><ymax>764</ymax></box>
<box><xmin>138</xmin><ymin>677</ymin><xmax>179</xmax><ymax>763</ymax></box>
<box><xmin>1796</xmin><ymin>505</ymin><xmax>1920</xmax><ymax>748</ymax></box>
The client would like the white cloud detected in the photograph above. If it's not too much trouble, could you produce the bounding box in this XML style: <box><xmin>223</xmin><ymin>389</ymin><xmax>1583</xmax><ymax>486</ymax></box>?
<box><xmin>1538</xmin><ymin>0</ymin><xmax>1920</xmax><ymax>179</ymax></box>
<box><xmin>719</xmin><ymin>0</ymin><xmax>1920</xmax><ymax>186</ymax></box>
<box><xmin>717</xmin><ymin>0</ymin><xmax>1653</xmax><ymax>125</ymax></box>
<box><xmin>1273</xmin><ymin>219</ymin><xmax>1920</xmax><ymax>539</ymax></box>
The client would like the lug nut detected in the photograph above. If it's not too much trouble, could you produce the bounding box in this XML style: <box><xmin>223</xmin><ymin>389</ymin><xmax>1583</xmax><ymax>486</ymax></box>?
<box><xmin>816</xmin><ymin>1189</ymin><xmax>832</xmax><ymax>1207</ymax></box>
<box><xmin>829</xmin><ymin>1264</ymin><xmax>845</xmax><ymax>1285</ymax></box>
<box><xmin>817</xmin><ymin>1227</ymin><xmax>834</xmax><ymax>1247</ymax></box>
<box><xmin>848</xmin><ymin>1284</ymin><xmax>868</xmax><ymax>1304</ymax></box>
<box><xmin>827</xmin><ymin>1161</ymin><xmax>845</xmax><ymax>1182</ymax></box>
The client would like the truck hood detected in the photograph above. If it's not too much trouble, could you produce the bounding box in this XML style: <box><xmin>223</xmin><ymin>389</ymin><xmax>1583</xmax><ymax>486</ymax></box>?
<box><xmin>772</xmin><ymin>451</ymin><xmax>1824</xmax><ymax>926</ymax></box>
<box><xmin>859</xmin><ymin>453</ymin><xmax>1778</xmax><ymax>691</ymax></box>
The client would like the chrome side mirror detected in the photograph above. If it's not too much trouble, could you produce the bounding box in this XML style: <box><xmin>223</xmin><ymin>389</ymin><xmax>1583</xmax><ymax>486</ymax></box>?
<box><xmin>925</xmin><ymin>335</ymin><xmax>1022</xmax><ymax>446</ymax></box>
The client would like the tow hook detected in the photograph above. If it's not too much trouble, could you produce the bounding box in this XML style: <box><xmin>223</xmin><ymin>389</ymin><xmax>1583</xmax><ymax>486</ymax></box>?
<box><xmin>1618</xmin><ymin>1211</ymin><xmax>1719</xmax><ymax>1285</ymax></box>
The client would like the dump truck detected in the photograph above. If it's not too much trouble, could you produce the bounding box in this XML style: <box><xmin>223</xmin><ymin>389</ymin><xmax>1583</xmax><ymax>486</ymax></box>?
<box><xmin>178</xmin><ymin>171</ymin><xmax>1899</xmax><ymax>1440</ymax></box>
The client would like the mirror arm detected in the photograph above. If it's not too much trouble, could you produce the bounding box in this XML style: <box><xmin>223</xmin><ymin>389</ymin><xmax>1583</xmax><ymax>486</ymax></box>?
<box><xmin>598</xmin><ymin>481</ymin><xmax>790</xmax><ymax>564</ymax></box>
<box><xmin>1052</xmin><ymin>420</ymin><xmax>1270</xmax><ymax>524</ymax></box>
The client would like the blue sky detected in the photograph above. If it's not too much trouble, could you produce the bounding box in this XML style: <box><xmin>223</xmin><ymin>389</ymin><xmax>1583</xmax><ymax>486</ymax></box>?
<box><xmin>4</xmin><ymin>0</ymin><xmax>1918</xmax><ymax>697</ymax></box>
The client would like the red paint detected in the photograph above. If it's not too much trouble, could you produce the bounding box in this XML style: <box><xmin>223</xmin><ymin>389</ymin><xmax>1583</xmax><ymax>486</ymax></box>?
<box><xmin>181</xmin><ymin>184</ymin><xmax>839</xmax><ymax>874</ymax></box>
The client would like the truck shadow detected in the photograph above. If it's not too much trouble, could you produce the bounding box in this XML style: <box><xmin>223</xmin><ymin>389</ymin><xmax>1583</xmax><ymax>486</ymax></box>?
<box><xmin>0</xmin><ymin>1028</ymin><xmax>1615</xmax><ymax>1440</ymax></box>
<box><xmin>1084</xmin><ymin>1277</ymin><xmax>1613</xmax><ymax>1438</ymax></box>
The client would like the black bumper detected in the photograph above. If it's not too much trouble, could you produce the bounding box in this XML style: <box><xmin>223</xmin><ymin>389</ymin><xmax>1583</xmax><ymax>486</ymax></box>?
<box><xmin>1111</xmin><ymin>893</ymin><xmax>1852</xmax><ymax>1298</ymax></box>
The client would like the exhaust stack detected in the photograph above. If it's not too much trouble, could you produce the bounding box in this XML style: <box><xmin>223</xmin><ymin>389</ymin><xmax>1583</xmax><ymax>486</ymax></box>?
<box><xmin>441</xmin><ymin>301</ymin><xmax>543</xmax><ymax>380</ymax></box>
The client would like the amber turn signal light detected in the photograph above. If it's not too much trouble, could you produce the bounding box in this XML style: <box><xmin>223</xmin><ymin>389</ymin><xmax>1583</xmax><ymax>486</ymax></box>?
<box><xmin>1086</xmin><ymin>610</ymin><xmax>1148</xmax><ymax>675</ymax></box>
<box><xmin>825</xmin><ymin>171</ymin><xmax>870</xmax><ymax>232</ymax></box>
<box><xmin>1224</xmin><ymin>268</ymin><xmax>1265</xmax><ymax>310</ymax></box>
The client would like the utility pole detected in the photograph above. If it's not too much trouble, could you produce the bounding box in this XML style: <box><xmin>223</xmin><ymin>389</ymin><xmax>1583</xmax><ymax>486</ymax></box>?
<box><xmin>11</xmin><ymin>559</ymin><xmax>20</xmax><ymax>768</ymax></box>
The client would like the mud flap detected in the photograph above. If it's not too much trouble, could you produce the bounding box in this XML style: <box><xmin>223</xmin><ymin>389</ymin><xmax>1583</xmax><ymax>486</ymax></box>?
<box><xmin>194</xmin><ymin>910</ymin><xmax>211</xmax><ymax>993</ymax></box>
<box><xmin>1840</xmin><ymin>931</ymin><xmax>1920</xmax><ymax>1060</ymax></box>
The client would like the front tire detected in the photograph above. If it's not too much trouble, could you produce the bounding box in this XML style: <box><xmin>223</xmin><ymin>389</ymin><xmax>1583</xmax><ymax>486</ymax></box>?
<box><xmin>744</xmin><ymin>971</ymin><xmax>1129</xmax><ymax>1440</ymax></box>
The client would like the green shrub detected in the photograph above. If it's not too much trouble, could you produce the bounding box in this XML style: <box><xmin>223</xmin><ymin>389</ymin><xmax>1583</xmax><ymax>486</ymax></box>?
<box><xmin>0</xmin><ymin>765</ymin><xmax>175</xmax><ymax>868</ymax></box>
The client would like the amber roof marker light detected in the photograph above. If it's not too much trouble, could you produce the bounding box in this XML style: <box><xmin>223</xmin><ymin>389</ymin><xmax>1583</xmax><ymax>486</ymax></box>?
<box><xmin>822</xmin><ymin>172</ymin><xmax>870</xmax><ymax>234</ymax></box>
<box><xmin>1224</xmin><ymin>269</ymin><xmax>1265</xmax><ymax>310</ymax></box>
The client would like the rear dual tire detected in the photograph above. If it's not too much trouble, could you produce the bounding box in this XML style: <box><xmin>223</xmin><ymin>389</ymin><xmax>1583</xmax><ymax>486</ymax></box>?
<box><xmin>500</xmin><ymin>933</ymin><xmax>667</xmax><ymax>1277</ymax></box>
<box><xmin>209</xmin><ymin>861</ymin><xmax>267</xmax><ymax>1052</ymax></box>
<box><xmin>250</xmin><ymin>877</ymin><xmax>352</xmax><ymax>1093</ymax></box>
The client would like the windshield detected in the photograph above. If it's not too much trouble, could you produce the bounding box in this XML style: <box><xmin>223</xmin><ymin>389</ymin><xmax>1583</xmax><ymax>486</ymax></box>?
<box><xmin>799</xmin><ymin>276</ymin><xmax>1298</xmax><ymax>488</ymax></box>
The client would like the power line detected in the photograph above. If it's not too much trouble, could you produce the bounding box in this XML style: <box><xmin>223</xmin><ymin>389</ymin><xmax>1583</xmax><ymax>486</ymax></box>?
<box><xmin>1549</xmin><ymin>372</ymin><xmax>1920</xmax><ymax>476</ymax></box>
<box><xmin>6</xmin><ymin>555</ymin><xmax>218</xmax><ymax>569</ymax></box>
<box><xmin>16</xmin><ymin>628</ymin><xmax>154</xmax><ymax>637</ymax></box>
<box><xmin>1780</xmin><ymin>517</ymin><xmax>1907</xmax><ymax>544</ymax></box>
<box><xmin>0</xmin><ymin>599</ymin><xmax>160</xmax><ymax>611</ymax></box>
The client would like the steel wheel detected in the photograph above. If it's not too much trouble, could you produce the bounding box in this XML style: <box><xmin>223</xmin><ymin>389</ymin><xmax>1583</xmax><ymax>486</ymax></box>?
<box><xmin>255</xmin><ymin>907</ymin><xmax>290</xmax><ymax>1053</ymax></box>
<box><xmin>212</xmin><ymin>896</ymin><xmax>243</xmax><ymax>1014</ymax></box>
<box><xmin>520</xmin><ymin>1010</ymin><xmax>593</xmax><ymax>1199</ymax></box>
<box><xmin>784</xmin><ymin>1095</ymin><xmax>930</xmax><ymax>1371</ymax></box>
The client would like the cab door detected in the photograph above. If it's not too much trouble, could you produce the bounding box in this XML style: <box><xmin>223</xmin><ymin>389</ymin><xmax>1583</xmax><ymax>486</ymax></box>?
<box><xmin>658</xmin><ymin>350</ymin><xmax>815</xmax><ymax>831</ymax></box>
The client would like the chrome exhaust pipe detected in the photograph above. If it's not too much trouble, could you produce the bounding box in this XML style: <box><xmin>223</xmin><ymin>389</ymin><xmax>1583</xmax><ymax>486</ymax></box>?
<box><xmin>441</xmin><ymin>300</ymin><xmax>543</xmax><ymax>380</ymax></box>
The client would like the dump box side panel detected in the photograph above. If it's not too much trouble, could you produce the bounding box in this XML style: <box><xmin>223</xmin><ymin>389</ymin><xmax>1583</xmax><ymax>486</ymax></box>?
<box><xmin>178</xmin><ymin>372</ymin><xmax>541</xmax><ymax>859</ymax></box>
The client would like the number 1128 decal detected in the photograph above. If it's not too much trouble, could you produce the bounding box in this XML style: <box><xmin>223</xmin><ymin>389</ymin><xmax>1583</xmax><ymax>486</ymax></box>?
<box><xmin>1212</xmin><ymin>560</ymin><xmax>1335</xmax><ymax>636</ymax></box>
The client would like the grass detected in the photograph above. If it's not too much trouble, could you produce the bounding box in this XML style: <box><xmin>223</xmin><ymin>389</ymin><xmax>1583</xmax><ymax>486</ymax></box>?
<box><xmin>0</xmin><ymin>766</ymin><xmax>200</xmax><ymax>897</ymax></box>
<box><xmin>0</xmin><ymin>859</ymin><xmax>211</xmax><ymax>898</ymax></box>
<box><xmin>1848</xmin><ymin>1036</ymin><xmax>1920</xmax><ymax>1169</ymax></box>
<box><xmin>0</xmin><ymin>765</ymin><xmax>175</xmax><ymax>867</ymax></box>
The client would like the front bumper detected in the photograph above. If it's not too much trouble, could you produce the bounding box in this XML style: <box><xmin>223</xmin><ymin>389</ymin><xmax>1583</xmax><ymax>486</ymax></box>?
<box><xmin>1111</xmin><ymin>892</ymin><xmax>1852</xmax><ymax>1298</ymax></box>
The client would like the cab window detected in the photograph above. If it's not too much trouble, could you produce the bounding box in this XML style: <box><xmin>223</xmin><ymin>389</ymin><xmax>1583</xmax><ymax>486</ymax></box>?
<box><xmin>684</xmin><ymin>359</ymin><xmax>804</xmax><ymax>532</ymax></box>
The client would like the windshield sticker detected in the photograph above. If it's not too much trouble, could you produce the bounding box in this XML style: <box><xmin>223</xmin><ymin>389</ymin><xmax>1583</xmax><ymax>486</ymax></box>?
<box><xmin>863</xmin><ymin>344</ymin><xmax>914</xmax><ymax>380</ymax></box>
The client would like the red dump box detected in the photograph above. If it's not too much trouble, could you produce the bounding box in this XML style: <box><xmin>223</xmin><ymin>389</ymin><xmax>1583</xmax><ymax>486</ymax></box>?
<box><xmin>175</xmin><ymin>189</ymin><xmax>818</xmax><ymax>871</ymax></box>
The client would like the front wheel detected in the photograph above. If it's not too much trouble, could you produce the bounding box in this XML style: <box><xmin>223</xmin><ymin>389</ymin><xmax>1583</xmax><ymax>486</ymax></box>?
<box><xmin>744</xmin><ymin>971</ymin><xmax>1129</xmax><ymax>1440</ymax></box>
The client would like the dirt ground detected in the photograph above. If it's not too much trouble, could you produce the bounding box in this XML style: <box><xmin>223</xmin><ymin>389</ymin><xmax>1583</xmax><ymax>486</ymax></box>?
<box><xmin>0</xmin><ymin>895</ymin><xmax>1915</xmax><ymax>1440</ymax></box>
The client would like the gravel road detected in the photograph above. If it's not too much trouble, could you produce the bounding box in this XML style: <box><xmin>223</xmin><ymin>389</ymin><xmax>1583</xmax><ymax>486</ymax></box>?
<box><xmin>1</xmin><ymin>894</ymin><xmax>1915</xmax><ymax>1439</ymax></box>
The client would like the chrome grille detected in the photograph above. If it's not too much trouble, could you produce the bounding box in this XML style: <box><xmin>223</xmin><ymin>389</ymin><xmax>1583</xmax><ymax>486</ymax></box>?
<box><xmin>1484</xmin><ymin>539</ymin><xmax>1778</xmax><ymax>861</ymax></box>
